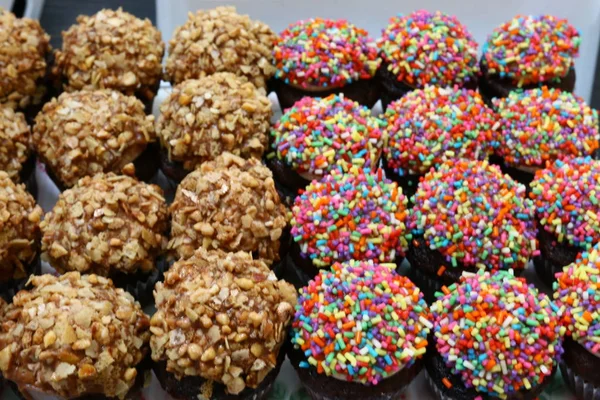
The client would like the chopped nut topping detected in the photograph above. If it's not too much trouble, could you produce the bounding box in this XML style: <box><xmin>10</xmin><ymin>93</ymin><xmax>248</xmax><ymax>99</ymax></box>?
<box><xmin>33</xmin><ymin>90</ymin><xmax>156</xmax><ymax>188</ymax></box>
<box><xmin>0</xmin><ymin>106</ymin><xmax>31</xmax><ymax>181</ymax></box>
<box><xmin>165</xmin><ymin>6</ymin><xmax>275</xmax><ymax>89</ymax></box>
<box><xmin>53</xmin><ymin>8</ymin><xmax>164</xmax><ymax>101</ymax></box>
<box><xmin>168</xmin><ymin>153</ymin><xmax>287</xmax><ymax>264</ymax></box>
<box><xmin>157</xmin><ymin>73</ymin><xmax>271</xmax><ymax>171</ymax></box>
<box><xmin>0</xmin><ymin>9</ymin><xmax>50</xmax><ymax>109</ymax></box>
<box><xmin>151</xmin><ymin>248</ymin><xmax>296</xmax><ymax>395</ymax></box>
<box><xmin>0</xmin><ymin>272</ymin><xmax>150</xmax><ymax>399</ymax></box>
<box><xmin>40</xmin><ymin>173</ymin><xmax>168</xmax><ymax>276</ymax></box>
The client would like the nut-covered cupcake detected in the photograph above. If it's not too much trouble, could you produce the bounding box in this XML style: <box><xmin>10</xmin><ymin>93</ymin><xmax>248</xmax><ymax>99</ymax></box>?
<box><xmin>382</xmin><ymin>85</ymin><xmax>498</xmax><ymax>199</ymax></box>
<box><xmin>165</xmin><ymin>6</ymin><xmax>275</xmax><ymax>90</ymax></box>
<box><xmin>0</xmin><ymin>105</ymin><xmax>36</xmax><ymax>195</ymax></box>
<box><xmin>377</xmin><ymin>10</ymin><xmax>479</xmax><ymax>108</ymax></box>
<box><xmin>156</xmin><ymin>73</ymin><xmax>272</xmax><ymax>183</ymax></box>
<box><xmin>0</xmin><ymin>272</ymin><xmax>151</xmax><ymax>399</ymax></box>
<box><xmin>408</xmin><ymin>159</ymin><xmax>538</xmax><ymax>302</ymax></box>
<box><xmin>169</xmin><ymin>153</ymin><xmax>287</xmax><ymax>270</ymax></box>
<box><xmin>289</xmin><ymin>260</ymin><xmax>431</xmax><ymax>400</ymax></box>
<box><xmin>494</xmin><ymin>87</ymin><xmax>599</xmax><ymax>186</ymax></box>
<box><xmin>480</xmin><ymin>15</ymin><xmax>580</xmax><ymax>102</ymax></box>
<box><xmin>151</xmin><ymin>248</ymin><xmax>297</xmax><ymax>399</ymax></box>
<box><xmin>53</xmin><ymin>8</ymin><xmax>164</xmax><ymax>111</ymax></box>
<box><xmin>0</xmin><ymin>9</ymin><xmax>51</xmax><ymax>115</ymax></box>
<box><xmin>40</xmin><ymin>173</ymin><xmax>168</xmax><ymax>304</ymax></box>
<box><xmin>271</xmin><ymin>18</ymin><xmax>381</xmax><ymax>109</ymax></box>
<box><xmin>33</xmin><ymin>90</ymin><xmax>158</xmax><ymax>190</ymax></box>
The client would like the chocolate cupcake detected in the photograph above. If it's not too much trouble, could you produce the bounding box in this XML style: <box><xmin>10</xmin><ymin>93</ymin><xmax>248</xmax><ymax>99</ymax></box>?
<box><xmin>168</xmin><ymin>153</ymin><xmax>288</xmax><ymax>273</ymax></box>
<box><xmin>382</xmin><ymin>85</ymin><xmax>498</xmax><ymax>199</ymax></box>
<box><xmin>377</xmin><ymin>10</ymin><xmax>478</xmax><ymax>109</ymax></box>
<box><xmin>479</xmin><ymin>15</ymin><xmax>580</xmax><ymax>103</ymax></box>
<box><xmin>151</xmin><ymin>248</ymin><xmax>297</xmax><ymax>399</ymax></box>
<box><xmin>271</xmin><ymin>18</ymin><xmax>380</xmax><ymax>109</ymax></box>
<box><xmin>428</xmin><ymin>270</ymin><xmax>564</xmax><ymax>400</ymax></box>
<box><xmin>156</xmin><ymin>73</ymin><xmax>272</xmax><ymax>184</ymax></box>
<box><xmin>530</xmin><ymin>157</ymin><xmax>600</xmax><ymax>287</ymax></box>
<box><xmin>0</xmin><ymin>9</ymin><xmax>51</xmax><ymax>119</ymax></box>
<box><xmin>53</xmin><ymin>8</ymin><xmax>164</xmax><ymax>112</ymax></box>
<box><xmin>0</xmin><ymin>171</ymin><xmax>42</xmax><ymax>300</ymax></box>
<box><xmin>408</xmin><ymin>159</ymin><xmax>538</xmax><ymax>302</ymax></box>
<box><xmin>289</xmin><ymin>260</ymin><xmax>432</xmax><ymax>400</ymax></box>
<box><xmin>554</xmin><ymin>246</ymin><xmax>600</xmax><ymax>399</ymax></box>
<box><xmin>33</xmin><ymin>90</ymin><xmax>158</xmax><ymax>190</ymax></box>
<box><xmin>494</xmin><ymin>87</ymin><xmax>599</xmax><ymax>186</ymax></box>
<box><xmin>287</xmin><ymin>165</ymin><xmax>407</xmax><ymax>288</ymax></box>
<box><xmin>40</xmin><ymin>173</ymin><xmax>168</xmax><ymax>305</ymax></box>
<box><xmin>267</xmin><ymin>94</ymin><xmax>383</xmax><ymax>202</ymax></box>
<box><xmin>165</xmin><ymin>6</ymin><xmax>275</xmax><ymax>90</ymax></box>
<box><xmin>0</xmin><ymin>272</ymin><xmax>151</xmax><ymax>399</ymax></box>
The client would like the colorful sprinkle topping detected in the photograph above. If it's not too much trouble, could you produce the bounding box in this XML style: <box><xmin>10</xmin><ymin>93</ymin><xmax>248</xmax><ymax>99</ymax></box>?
<box><xmin>432</xmin><ymin>270</ymin><xmax>564</xmax><ymax>398</ymax></box>
<box><xmin>378</xmin><ymin>10</ymin><xmax>478</xmax><ymax>88</ymax></box>
<box><xmin>292</xmin><ymin>260</ymin><xmax>431</xmax><ymax>385</ymax></box>
<box><xmin>270</xmin><ymin>94</ymin><xmax>383</xmax><ymax>177</ymax></box>
<box><xmin>291</xmin><ymin>166</ymin><xmax>407</xmax><ymax>268</ymax></box>
<box><xmin>554</xmin><ymin>245</ymin><xmax>600</xmax><ymax>356</ymax></box>
<box><xmin>494</xmin><ymin>87</ymin><xmax>598</xmax><ymax>168</ymax></box>
<box><xmin>383</xmin><ymin>85</ymin><xmax>498</xmax><ymax>176</ymax></box>
<box><xmin>273</xmin><ymin>18</ymin><xmax>380</xmax><ymax>88</ymax></box>
<box><xmin>530</xmin><ymin>157</ymin><xmax>600</xmax><ymax>249</ymax></box>
<box><xmin>410</xmin><ymin>160</ymin><xmax>538</xmax><ymax>270</ymax></box>
<box><xmin>483</xmin><ymin>15</ymin><xmax>580</xmax><ymax>87</ymax></box>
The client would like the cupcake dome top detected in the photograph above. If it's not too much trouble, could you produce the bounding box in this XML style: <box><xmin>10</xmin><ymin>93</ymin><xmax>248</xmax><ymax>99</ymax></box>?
<box><xmin>151</xmin><ymin>248</ymin><xmax>297</xmax><ymax>395</ymax></box>
<box><xmin>291</xmin><ymin>166</ymin><xmax>408</xmax><ymax>268</ymax></box>
<box><xmin>0</xmin><ymin>106</ymin><xmax>31</xmax><ymax>181</ymax></box>
<box><xmin>292</xmin><ymin>260</ymin><xmax>431</xmax><ymax>385</ymax></box>
<box><xmin>378</xmin><ymin>10</ymin><xmax>479</xmax><ymax>89</ymax></box>
<box><xmin>273</xmin><ymin>18</ymin><xmax>380</xmax><ymax>88</ymax></box>
<box><xmin>157</xmin><ymin>73</ymin><xmax>272</xmax><ymax>171</ymax></box>
<box><xmin>432</xmin><ymin>270</ymin><xmax>563</xmax><ymax>399</ymax></box>
<box><xmin>383</xmin><ymin>85</ymin><xmax>498</xmax><ymax>176</ymax></box>
<box><xmin>54</xmin><ymin>8</ymin><xmax>164</xmax><ymax>98</ymax></box>
<box><xmin>482</xmin><ymin>15</ymin><xmax>580</xmax><ymax>87</ymax></box>
<box><xmin>0</xmin><ymin>9</ymin><xmax>50</xmax><ymax>109</ymax></box>
<box><xmin>494</xmin><ymin>87</ymin><xmax>598</xmax><ymax>168</ymax></box>
<box><xmin>0</xmin><ymin>272</ymin><xmax>150</xmax><ymax>399</ymax></box>
<box><xmin>33</xmin><ymin>90</ymin><xmax>156</xmax><ymax>188</ymax></box>
<box><xmin>410</xmin><ymin>159</ymin><xmax>538</xmax><ymax>271</ymax></box>
<box><xmin>165</xmin><ymin>6</ymin><xmax>275</xmax><ymax>89</ymax></box>
<box><xmin>530</xmin><ymin>157</ymin><xmax>600</xmax><ymax>250</ymax></box>
<box><xmin>270</xmin><ymin>94</ymin><xmax>383</xmax><ymax>177</ymax></box>
<box><xmin>554</xmin><ymin>244</ymin><xmax>600</xmax><ymax>356</ymax></box>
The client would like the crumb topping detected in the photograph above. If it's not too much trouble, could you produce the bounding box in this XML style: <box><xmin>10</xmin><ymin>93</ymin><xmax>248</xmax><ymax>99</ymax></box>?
<box><xmin>0</xmin><ymin>106</ymin><xmax>31</xmax><ymax>181</ymax></box>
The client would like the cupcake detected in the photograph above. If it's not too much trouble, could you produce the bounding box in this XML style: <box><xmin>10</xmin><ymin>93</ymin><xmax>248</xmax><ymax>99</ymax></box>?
<box><xmin>382</xmin><ymin>85</ymin><xmax>498</xmax><ymax>199</ymax></box>
<box><xmin>0</xmin><ymin>9</ymin><xmax>51</xmax><ymax>119</ymax></box>
<box><xmin>151</xmin><ymin>248</ymin><xmax>297</xmax><ymax>399</ymax></box>
<box><xmin>289</xmin><ymin>260</ymin><xmax>432</xmax><ymax>400</ymax></box>
<box><xmin>53</xmin><ymin>8</ymin><xmax>164</xmax><ymax>112</ymax></box>
<box><xmin>271</xmin><ymin>18</ymin><xmax>380</xmax><ymax>109</ymax></box>
<box><xmin>168</xmin><ymin>153</ymin><xmax>288</xmax><ymax>274</ymax></box>
<box><xmin>165</xmin><ymin>6</ymin><xmax>275</xmax><ymax>90</ymax></box>
<box><xmin>428</xmin><ymin>270</ymin><xmax>564</xmax><ymax>399</ymax></box>
<box><xmin>377</xmin><ymin>10</ymin><xmax>478</xmax><ymax>109</ymax></box>
<box><xmin>288</xmin><ymin>165</ymin><xmax>408</xmax><ymax>288</ymax></box>
<box><xmin>0</xmin><ymin>106</ymin><xmax>36</xmax><ymax>196</ymax></box>
<box><xmin>408</xmin><ymin>159</ymin><xmax>538</xmax><ymax>302</ymax></box>
<box><xmin>33</xmin><ymin>90</ymin><xmax>158</xmax><ymax>190</ymax></box>
<box><xmin>530</xmin><ymin>157</ymin><xmax>600</xmax><ymax>287</ymax></box>
<box><xmin>267</xmin><ymin>94</ymin><xmax>383</xmax><ymax>202</ymax></box>
<box><xmin>40</xmin><ymin>173</ymin><xmax>168</xmax><ymax>305</ymax></box>
<box><xmin>494</xmin><ymin>87</ymin><xmax>599</xmax><ymax>186</ymax></box>
<box><xmin>0</xmin><ymin>272</ymin><xmax>151</xmax><ymax>399</ymax></box>
<box><xmin>479</xmin><ymin>15</ymin><xmax>580</xmax><ymax>103</ymax></box>
<box><xmin>554</xmin><ymin>246</ymin><xmax>600</xmax><ymax>399</ymax></box>
<box><xmin>156</xmin><ymin>73</ymin><xmax>272</xmax><ymax>184</ymax></box>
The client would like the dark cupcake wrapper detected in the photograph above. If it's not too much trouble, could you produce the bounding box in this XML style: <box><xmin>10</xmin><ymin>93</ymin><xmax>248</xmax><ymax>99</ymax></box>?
<box><xmin>381</xmin><ymin>157</ymin><xmax>421</xmax><ymax>202</ymax></box>
<box><xmin>495</xmin><ymin>160</ymin><xmax>535</xmax><ymax>188</ymax></box>
<box><xmin>534</xmin><ymin>225</ymin><xmax>581</xmax><ymax>288</ymax></box>
<box><xmin>408</xmin><ymin>265</ymin><xmax>443</xmax><ymax>304</ymax></box>
<box><xmin>107</xmin><ymin>254</ymin><xmax>167</xmax><ymax>307</ymax></box>
<box><xmin>560</xmin><ymin>336</ymin><xmax>600</xmax><ymax>399</ymax></box>
<box><xmin>264</xmin><ymin>156</ymin><xmax>310</xmax><ymax>208</ymax></box>
<box><xmin>19</xmin><ymin>153</ymin><xmax>38</xmax><ymax>199</ymax></box>
<box><xmin>561</xmin><ymin>360</ymin><xmax>600</xmax><ymax>400</ymax></box>
<box><xmin>0</xmin><ymin>253</ymin><xmax>41</xmax><ymax>302</ymax></box>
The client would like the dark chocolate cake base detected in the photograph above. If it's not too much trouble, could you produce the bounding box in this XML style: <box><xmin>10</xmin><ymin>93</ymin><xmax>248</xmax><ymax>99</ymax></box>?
<box><xmin>534</xmin><ymin>226</ymin><xmax>580</xmax><ymax>288</ymax></box>
<box><xmin>561</xmin><ymin>337</ymin><xmax>600</xmax><ymax>400</ymax></box>
<box><xmin>0</xmin><ymin>254</ymin><xmax>41</xmax><ymax>302</ymax></box>
<box><xmin>109</xmin><ymin>254</ymin><xmax>167</xmax><ymax>307</ymax></box>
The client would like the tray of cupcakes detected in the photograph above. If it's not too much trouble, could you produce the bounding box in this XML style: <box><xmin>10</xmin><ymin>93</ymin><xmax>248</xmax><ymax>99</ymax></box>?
<box><xmin>0</xmin><ymin>4</ymin><xmax>597</xmax><ymax>400</ymax></box>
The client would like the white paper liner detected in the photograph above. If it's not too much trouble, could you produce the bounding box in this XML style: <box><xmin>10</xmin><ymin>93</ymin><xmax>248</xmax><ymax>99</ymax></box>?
<box><xmin>560</xmin><ymin>360</ymin><xmax>600</xmax><ymax>400</ymax></box>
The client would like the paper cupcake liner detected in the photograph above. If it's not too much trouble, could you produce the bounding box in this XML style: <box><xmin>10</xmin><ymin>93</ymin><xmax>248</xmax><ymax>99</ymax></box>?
<box><xmin>560</xmin><ymin>360</ymin><xmax>600</xmax><ymax>400</ymax></box>
<box><xmin>0</xmin><ymin>254</ymin><xmax>42</xmax><ymax>302</ymax></box>
<box><xmin>408</xmin><ymin>266</ymin><xmax>443</xmax><ymax>304</ymax></box>
<box><xmin>425</xmin><ymin>370</ymin><xmax>453</xmax><ymax>400</ymax></box>
<box><xmin>20</xmin><ymin>154</ymin><xmax>38</xmax><ymax>199</ymax></box>
<box><xmin>112</xmin><ymin>255</ymin><xmax>168</xmax><ymax>307</ymax></box>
